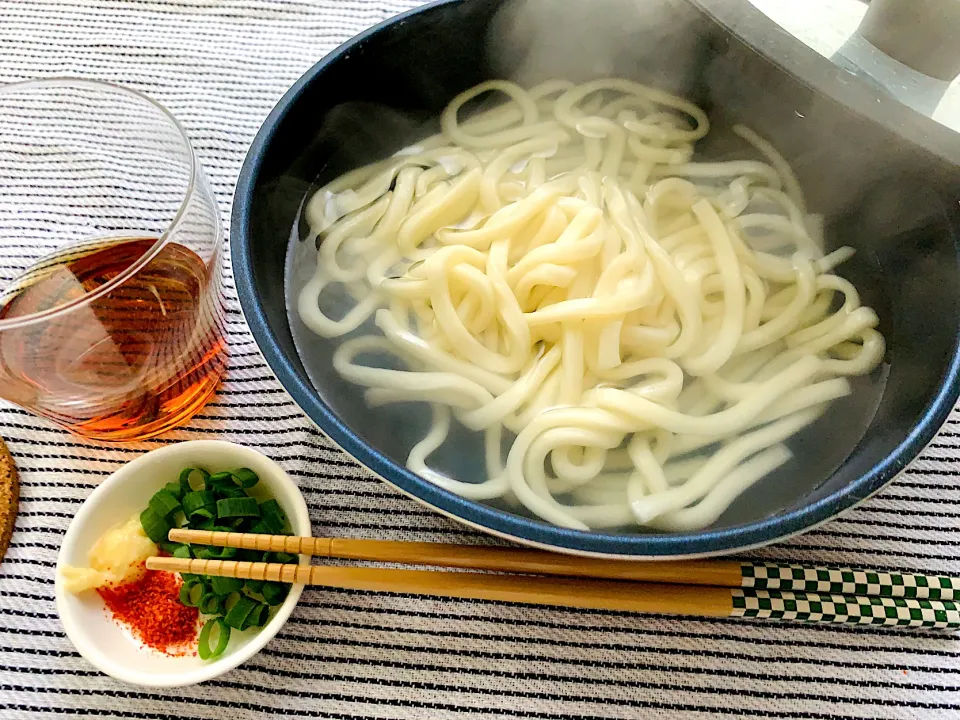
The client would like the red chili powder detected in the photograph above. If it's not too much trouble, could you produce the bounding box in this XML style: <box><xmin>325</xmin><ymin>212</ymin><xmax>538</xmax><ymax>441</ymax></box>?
<box><xmin>97</xmin><ymin>563</ymin><xmax>199</xmax><ymax>656</ymax></box>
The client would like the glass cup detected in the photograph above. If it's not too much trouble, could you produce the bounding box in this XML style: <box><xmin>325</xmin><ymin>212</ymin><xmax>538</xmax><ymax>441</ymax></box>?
<box><xmin>0</xmin><ymin>78</ymin><xmax>226</xmax><ymax>441</ymax></box>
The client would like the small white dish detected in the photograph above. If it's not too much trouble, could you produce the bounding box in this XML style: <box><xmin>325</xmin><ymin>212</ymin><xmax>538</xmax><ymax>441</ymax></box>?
<box><xmin>55</xmin><ymin>440</ymin><xmax>311</xmax><ymax>687</ymax></box>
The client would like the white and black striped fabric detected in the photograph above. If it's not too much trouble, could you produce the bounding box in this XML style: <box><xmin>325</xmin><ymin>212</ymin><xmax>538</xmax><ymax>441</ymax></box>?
<box><xmin>1</xmin><ymin>2</ymin><xmax>959</xmax><ymax>718</ymax></box>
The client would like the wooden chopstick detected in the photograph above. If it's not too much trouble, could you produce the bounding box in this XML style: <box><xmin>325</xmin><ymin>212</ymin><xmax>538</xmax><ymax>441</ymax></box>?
<box><xmin>168</xmin><ymin>527</ymin><xmax>743</xmax><ymax>586</ymax></box>
<box><xmin>146</xmin><ymin>555</ymin><xmax>960</xmax><ymax>631</ymax></box>
<box><xmin>168</xmin><ymin>528</ymin><xmax>960</xmax><ymax>603</ymax></box>
<box><xmin>150</xmin><ymin>556</ymin><xmax>728</xmax><ymax>615</ymax></box>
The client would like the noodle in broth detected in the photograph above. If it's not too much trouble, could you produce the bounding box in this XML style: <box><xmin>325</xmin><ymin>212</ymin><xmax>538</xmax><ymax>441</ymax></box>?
<box><xmin>295</xmin><ymin>79</ymin><xmax>886</xmax><ymax>531</ymax></box>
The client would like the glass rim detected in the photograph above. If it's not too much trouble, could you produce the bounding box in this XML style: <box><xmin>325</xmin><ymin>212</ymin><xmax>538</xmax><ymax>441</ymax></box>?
<box><xmin>0</xmin><ymin>77</ymin><xmax>198</xmax><ymax>331</ymax></box>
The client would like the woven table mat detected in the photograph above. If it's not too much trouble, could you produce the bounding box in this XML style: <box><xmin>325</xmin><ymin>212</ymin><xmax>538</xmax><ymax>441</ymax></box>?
<box><xmin>0</xmin><ymin>1</ymin><xmax>958</xmax><ymax>718</ymax></box>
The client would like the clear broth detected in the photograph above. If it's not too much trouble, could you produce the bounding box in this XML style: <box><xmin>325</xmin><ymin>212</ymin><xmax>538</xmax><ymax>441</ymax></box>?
<box><xmin>284</xmin><ymin>200</ymin><xmax>890</xmax><ymax>533</ymax></box>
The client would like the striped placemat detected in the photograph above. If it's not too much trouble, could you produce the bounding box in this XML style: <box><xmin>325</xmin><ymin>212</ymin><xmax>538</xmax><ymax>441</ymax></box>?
<box><xmin>0</xmin><ymin>1</ymin><xmax>958</xmax><ymax>719</ymax></box>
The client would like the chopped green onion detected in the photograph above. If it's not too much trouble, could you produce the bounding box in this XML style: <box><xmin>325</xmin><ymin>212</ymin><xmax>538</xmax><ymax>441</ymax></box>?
<box><xmin>148</xmin><ymin>489</ymin><xmax>181</xmax><ymax>519</ymax></box>
<box><xmin>139</xmin><ymin>507</ymin><xmax>172</xmax><ymax>543</ymax></box>
<box><xmin>248</xmin><ymin>520</ymin><xmax>271</xmax><ymax>535</ymax></box>
<box><xmin>207</xmin><ymin>471</ymin><xmax>234</xmax><ymax>487</ymax></box>
<box><xmin>179</xmin><ymin>467</ymin><xmax>210</xmax><ymax>495</ymax></box>
<box><xmin>179</xmin><ymin>580</ymin><xmax>204</xmax><ymax>607</ymax></box>
<box><xmin>192</xmin><ymin>523</ymin><xmax>234</xmax><ymax>535</ymax></box>
<box><xmin>199</xmin><ymin>592</ymin><xmax>225</xmax><ymax>615</ymax></box>
<box><xmin>210</xmin><ymin>576</ymin><xmax>244</xmax><ymax>595</ymax></box>
<box><xmin>182</xmin><ymin>490</ymin><xmax>216</xmax><ymax>516</ymax></box>
<box><xmin>158</xmin><ymin>541</ymin><xmax>185</xmax><ymax>555</ymax></box>
<box><xmin>197</xmin><ymin>545</ymin><xmax>238</xmax><ymax>560</ymax></box>
<box><xmin>217</xmin><ymin>497</ymin><xmax>259</xmax><ymax>519</ymax></box>
<box><xmin>224</xmin><ymin>590</ymin><xmax>242</xmax><ymax>612</ymax></box>
<box><xmin>215</xmin><ymin>486</ymin><xmax>248</xmax><ymax>500</ymax></box>
<box><xmin>241</xmin><ymin>602</ymin><xmax>269</xmax><ymax>630</ymax></box>
<box><xmin>193</xmin><ymin>516</ymin><xmax>217</xmax><ymax>531</ymax></box>
<box><xmin>231</xmin><ymin>468</ymin><xmax>259</xmax><ymax>488</ymax></box>
<box><xmin>261</xmin><ymin>582</ymin><xmax>289</xmax><ymax>606</ymax></box>
<box><xmin>173</xmin><ymin>544</ymin><xmax>193</xmax><ymax>560</ymax></box>
<box><xmin>198</xmin><ymin>618</ymin><xmax>230</xmax><ymax>660</ymax></box>
<box><xmin>207</xmin><ymin>468</ymin><xmax>259</xmax><ymax>491</ymax></box>
<box><xmin>160</xmin><ymin>464</ymin><xmax>292</xmax><ymax>660</ymax></box>
<box><xmin>172</xmin><ymin>545</ymin><xmax>192</xmax><ymax>559</ymax></box>
<box><xmin>223</xmin><ymin>594</ymin><xmax>258</xmax><ymax>629</ymax></box>
<box><xmin>258</xmin><ymin>499</ymin><xmax>289</xmax><ymax>534</ymax></box>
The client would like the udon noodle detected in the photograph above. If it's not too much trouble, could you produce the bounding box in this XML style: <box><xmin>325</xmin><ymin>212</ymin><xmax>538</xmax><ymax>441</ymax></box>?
<box><xmin>297</xmin><ymin>78</ymin><xmax>885</xmax><ymax>531</ymax></box>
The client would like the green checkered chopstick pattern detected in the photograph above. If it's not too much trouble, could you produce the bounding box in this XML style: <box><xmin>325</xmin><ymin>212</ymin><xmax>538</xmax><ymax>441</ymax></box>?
<box><xmin>740</xmin><ymin>563</ymin><xmax>960</xmax><ymax>600</ymax></box>
<box><xmin>731</xmin><ymin>589</ymin><xmax>960</xmax><ymax>630</ymax></box>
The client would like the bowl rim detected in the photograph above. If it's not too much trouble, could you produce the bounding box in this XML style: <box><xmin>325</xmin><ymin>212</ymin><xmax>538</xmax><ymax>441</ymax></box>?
<box><xmin>230</xmin><ymin>0</ymin><xmax>960</xmax><ymax>558</ymax></box>
<box><xmin>54</xmin><ymin>440</ymin><xmax>311</xmax><ymax>686</ymax></box>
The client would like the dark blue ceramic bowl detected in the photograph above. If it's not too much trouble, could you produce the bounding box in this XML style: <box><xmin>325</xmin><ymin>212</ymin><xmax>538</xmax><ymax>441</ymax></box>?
<box><xmin>232</xmin><ymin>0</ymin><xmax>960</xmax><ymax>557</ymax></box>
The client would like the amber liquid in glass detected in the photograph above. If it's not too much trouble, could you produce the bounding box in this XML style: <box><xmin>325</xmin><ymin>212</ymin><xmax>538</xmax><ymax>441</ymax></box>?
<box><xmin>0</xmin><ymin>237</ymin><xmax>226</xmax><ymax>441</ymax></box>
